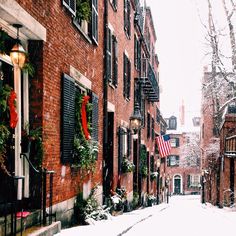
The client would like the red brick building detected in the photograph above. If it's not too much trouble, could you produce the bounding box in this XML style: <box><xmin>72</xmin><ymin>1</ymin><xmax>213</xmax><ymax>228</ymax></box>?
<box><xmin>165</xmin><ymin>116</ymin><xmax>201</xmax><ymax>197</ymax></box>
<box><xmin>0</xmin><ymin>0</ymin><xmax>104</xmax><ymax>230</ymax></box>
<box><xmin>0</xmin><ymin>0</ymin><xmax>162</xmax><ymax>233</ymax></box>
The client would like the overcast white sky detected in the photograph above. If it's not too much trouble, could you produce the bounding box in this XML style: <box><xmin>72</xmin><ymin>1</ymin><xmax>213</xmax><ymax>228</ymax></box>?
<box><xmin>146</xmin><ymin>0</ymin><xmax>205</xmax><ymax>121</ymax></box>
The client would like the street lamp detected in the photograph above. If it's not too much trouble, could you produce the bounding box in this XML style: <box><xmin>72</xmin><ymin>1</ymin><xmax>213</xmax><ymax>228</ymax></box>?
<box><xmin>201</xmin><ymin>170</ymin><xmax>206</xmax><ymax>204</ymax></box>
<box><xmin>166</xmin><ymin>174</ymin><xmax>170</xmax><ymax>204</ymax></box>
<box><xmin>10</xmin><ymin>24</ymin><xmax>26</xmax><ymax>69</ymax></box>
<box><xmin>129</xmin><ymin>103</ymin><xmax>142</xmax><ymax>134</ymax></box>
<box><xmin>156</xmin><ymin>159</ymin><xmax>161</xmax><ymax>204</ymax></box>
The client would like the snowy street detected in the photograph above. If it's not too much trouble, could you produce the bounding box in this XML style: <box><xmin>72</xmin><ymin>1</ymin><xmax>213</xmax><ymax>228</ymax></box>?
<box><xmin>55</xmin><ymin>195</ymin><xmax>236</xmax><ymax>236</ymax></box>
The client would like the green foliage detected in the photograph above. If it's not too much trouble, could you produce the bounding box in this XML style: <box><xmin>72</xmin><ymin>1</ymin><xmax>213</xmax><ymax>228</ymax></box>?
<box><xmin>74</xmin><ymin>186</ymin><xmax>109</xmax><ymax>224</ymax></box>
<box><xmin>21</xmin><ymin>124</ymin><xmax>43</xmax><ymax>168</ymax></box>
<box><xmin>150</xmin><ymin>172</ymin><xmax>158</xmax><ymax>181</ymax></box>
<box><xmin>22</xmin><ymin>62</ymin><xmax>35</xmax><ymax>77</ymax></box>
<box><xmin>76</xmin><ymin>0</ymin><xmax>91</xmax><ymax>22</ymax></box>
<box><xmin>0</xmin><ymin>28</ymin><xmax>10</xmax><ymax>54</ymax></box>
<box><xmin>140</xmin><ymin>145</ymin><xmax>148</xmax><ymax>177</ymax></box>
<box><xmin>73</xmin><ymin>91</ymin><xmax>98</xmax><ymax>172</ymax></box>
<box><xmin>121</xmin><ymin>156</ymin><xmax>135</xmax><ymax>173</ymax></box>
<box><xmin>0</xmin><ymin>84</ymin><xmax>12</xmax><ymax>174</ymax></box>
<box><xmin>132</xmin><ymin>191</ymin><xmax>140</xmax><ymax>209</ymax></box>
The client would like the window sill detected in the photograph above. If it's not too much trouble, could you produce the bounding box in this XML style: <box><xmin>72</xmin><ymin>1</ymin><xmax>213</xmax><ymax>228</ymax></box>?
<box><xmin>73</xmin><ymin>19</ymin><xmax>93</xmax><ymax>45</ymax></box>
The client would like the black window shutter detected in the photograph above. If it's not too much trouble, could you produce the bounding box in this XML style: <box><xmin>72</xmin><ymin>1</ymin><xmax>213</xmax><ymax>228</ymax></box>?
<box><xmin>107</xmin><ymin>27</ymin><xmax>112</xmax><ymax>82</ymax></box>
<box><xmin>127</xmin><ymin>129</ymin><xmax>132</xmax><ymax>158</ymax></box>
<box><xmin>187</xmin><ymin>175</ymin><xmax>191</xmax><ymax>188</ymax></box>
<box><xmin>134</xmin><ymin>36</ymin><xmax>137</xmax><ymax>68</ymax></box>
<box><xmin>92</xmin><ymin>0</ymin><xmax>98</xmax><ymax>44</ymax></box>
<box><xmin>92</xmin><ymin>93</ymin><xmax>99</xmax><ymax>142</ymax></box>
<box><xmin>127</xmin><ymin>59</ymin><xmax>131</xmax><ymax>99</ymax></box>
<box><xmin>167</xmin><ymin>156</ymin><xmax>170</xmax><ymax>166</ymax></box>
<box><xmin>112</xmin><ymin>35</ymin><xmax>118</xmax><ymax>87</ymax></box>
<box><xmin>137</xmin><ymin>40</ymin><xmax>141</xmax><ymax>71</ymax></box>
<box><xmin>127</xmin><ymin>0</ymin><xmax>131</xmax><ymax>36</ymax></box>
<box><xmin>176</xmin><ymin>156</ymin><xmax>180</xmax><ymax>166</ymax></box>
<box><xmin>123</xmin><ymin>53</ymin><xmax>127</xmax><ymax>98</ymax></box>
<box><xmin>118</xmin><ymin>127</ymin><xmax>124</xmax><ymax>174</ymax></box>
<box><xmin>147</xmin><ymin>113</ymin><xmax>150</xmax><ymax>139</ymax></box>
<box><xmin>61</xmin><ymin>74</ymin><xmax>75</xmax><ymax>163</ymax></box>
<box><xmin>62</xmin><ymin>0</ymin><xmax>76</xmax><ymax>16</ymax></box>
<box><xmin>176</xmin><ymin>138</ymin><xmax>180</xmax><ymax>147</ymax></box>
<box><xmin>124</xmin><ymin>0</ymin><xmax>127</xmax><ymax>31</ymax></box>
<box><xmin>152</xmin><ymin>118</ymin><xmax>155</xmax><ymax>140</ymax></box>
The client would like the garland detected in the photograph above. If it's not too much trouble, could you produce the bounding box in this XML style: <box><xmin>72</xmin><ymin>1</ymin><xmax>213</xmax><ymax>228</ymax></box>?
<box><xmin>81</xmin><ymin>95</ymin><xmax>91</xmax><ymax>140</ymax></box>
<box><xmin>8</xmin><ymin>90</ymin><xmax>18</xmax><ymax>128</ymax></box>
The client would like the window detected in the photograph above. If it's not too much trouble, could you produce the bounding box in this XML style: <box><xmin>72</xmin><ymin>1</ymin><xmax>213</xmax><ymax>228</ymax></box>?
<box><xmin>118</xmin><ymin>127</ymin><xmax>132</xmax><ymax>174</ymax></box>
<box><xmin>62</xmin><ymin>0</ymin><xmax>76</xmax><ymax>16</ymax></box>
<box><xmin>170</xmin><ymin>138</ymin><xmax>179</xmax><ymax>148</ymax></box>
<box><xmin>61</xmin><ymin>73</ymin><xmax>99</xmax><ymax>163</ymax></box>
<box><xmin>124</xmin><ymin>0</ymin><xmax>131</xmax><ymax>38</ymax></box>
<box><xmin>123</xmin><ymin>53</ymin><xmax>131</xmax><ymax>99</ymax></box>
<box><xmin>107</xmin><ymin>27</ymin><xmax>118</xmax><ymax>87</ymax></box>
<box><xmin>167</xmin><ymin>116</ymin><xmax>177</xmax><ymax>130</ymax></box>
<box><xmin>167</xmin><ymin>155</ymin><xmax>179</xmax><ymax>167</ymax></box>
<box><xmin>63</xmin><ymin>0</ymin><xmax>98</xmax><ymax>44</ymax></box>
<box><xmin>188</xmin><ymin>175</ymin><xmax>200</xmax><ymax>188</ymax></box>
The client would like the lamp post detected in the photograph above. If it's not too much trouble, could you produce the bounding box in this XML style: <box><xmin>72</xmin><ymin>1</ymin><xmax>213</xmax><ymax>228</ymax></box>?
<box><xmin>156</xmin><ymin>159</ymin><xmax>161</xmax><ymax>204</ymax></box>
<box><xmin>201</xmin><ymin>170</ymin><xmax>205</xmax><ymax>204</ymax></box>
<box><xmin>166</xmin><ymin>174</ymin><xmax>170</xmax><ymax>204</ymax></box>
<box><xmin>129</xmin><ymin>103</ymin><xmax>142</xmax><ymax>134</ymax></box>
<box><xmin>10</xmin><ymin>24</ymin><xmax>26</xmax><ymax>69</ymax></box>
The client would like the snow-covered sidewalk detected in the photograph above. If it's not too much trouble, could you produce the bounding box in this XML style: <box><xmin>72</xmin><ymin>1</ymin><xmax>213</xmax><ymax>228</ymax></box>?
<box><xmin>55</xmin><ymin>202</ymin><xmax>169</xmax><ymax>236</ymax></box>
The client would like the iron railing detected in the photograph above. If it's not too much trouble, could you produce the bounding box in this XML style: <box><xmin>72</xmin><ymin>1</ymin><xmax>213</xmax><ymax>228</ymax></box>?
<box><xmin>0</xmin><ymin>151</ymin><xmax>55</xmax><ymax>236</ymax></box>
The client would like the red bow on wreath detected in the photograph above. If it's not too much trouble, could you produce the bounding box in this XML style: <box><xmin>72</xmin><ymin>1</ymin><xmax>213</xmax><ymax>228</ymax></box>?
<box><xmin>8</xmin><ymin>90</ymin><xmax>18</xmax><ymax>128</ymax></box>
<box><xmin>81</xmin><ymin>95</ymin><xmax>91</xmax><ymax>140</ymax></box>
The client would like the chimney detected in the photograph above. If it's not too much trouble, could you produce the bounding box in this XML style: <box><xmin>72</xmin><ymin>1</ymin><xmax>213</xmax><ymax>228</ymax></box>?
<box><xmin>179</xmin><ymin>99</ymin><xmax>185</xmax><ymax>126</ymax></box>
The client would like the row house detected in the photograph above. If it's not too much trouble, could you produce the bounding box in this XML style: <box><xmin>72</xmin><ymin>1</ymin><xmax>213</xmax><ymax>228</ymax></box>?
<box><xmin>200</xmin><ymin>66</ymin><xmax>236</xmax><ymax>206</ymax></box>
<box><xmin>0</xmin><ymin>0</ymin><xmax>162</xmax><ymax>234</ymax></box>
<box><xmin>103</xmin><ymin>1</ymin><xmax>162</xmax><ymax>208</ymax></box>
<box><xmin>0</xmin><ymin>0</ymin><xmax>104</xmax><ymax>233</ymax></box>
<box><xmin>165</xmin><ymin>116</ymin><xmax>201</xmax><ymax>196</ymax></box>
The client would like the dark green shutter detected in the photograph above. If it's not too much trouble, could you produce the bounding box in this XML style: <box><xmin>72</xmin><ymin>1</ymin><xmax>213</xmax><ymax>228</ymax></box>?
<box><xmin>176</xmin><ymin>156</ymin><xmax>180</xmax><ymax>166</ymax></box>
<box><xmin>147</xmin><ymin>113</ymin><xmax>150</xmax><ymax>139</ymax></box>
<box><xmin>92</xmin><ymin>93</ymin><xmax>99</xmax><ymax>142</ymax></box>
<box><xmin>92</xmin><ymin>0</ymin><xmax>98</xmax><ymax>44</ymax></box>
<box><xmin>127</xmin><ymin>59</ymin><xmax>131</xmax><ymax>99</ymax></box>
<box><xmin>127</xmin><ymin>129</ymin><xmax>132</xmax><ymax>158</ymax></box>
<box><xmin>176</xmin><ymin>138</ymin><xmax>180</xmax><ymax>147</ymax></box>
<box><xmin>61</xmin><ymin>74</ymin><xmax>75</xmax><ymax>163</ymax></box>
<box><xmin>187</xmin><ymin>175</ymin><xmax>191</xmax><ymax>188</ymax></box>
<box><xmin>123</xmin><ymin>53</ymin><xmax>127</xmax><ymax>97</ymax></box>
<box><xmin>112</xmin><ymin>35</ymin><xmax>118</xmax><ymax>87</ymax></box>
<box><xmin>62</xmin><ymin>0</ymin><xmax>76</xmax><ymax>16</ymax></box>
<box><xmin>118</xmin><ymin>127</ymin><xmax>124</xmax><ymax>174</ymax></box>
<box><xmin>127</xmin><ymin>0</ymin><xmax>131</xmax><ymax>36</ymax></box>
<box><xmin>107</xmin><ymin>27</ymin><xmax>112</xmax><ymax>82</ymax></box>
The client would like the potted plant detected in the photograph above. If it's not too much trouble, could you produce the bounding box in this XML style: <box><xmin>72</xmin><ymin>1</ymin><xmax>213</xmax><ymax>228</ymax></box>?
<box><xmin>121</xmin><ymin>156</ymin><xmax>135</xmax><ymax>173</ymax></box>
<box><xmin>147</xmin><ymin>194</ymin><xmax>156</xmax><ymax>207</ymax></box>
<box><xmin>140</xmin><ymin>166</ymin><xmax>148</xmax><ymax>178</ymax></box>
<box><xmin>150</xmin><ymin>171</ymin><xmax>158</xmax><ymax>181</ymax></box>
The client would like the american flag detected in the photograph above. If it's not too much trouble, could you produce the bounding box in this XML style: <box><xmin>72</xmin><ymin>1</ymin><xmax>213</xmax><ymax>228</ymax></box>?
<box><xmin>156</xmin><ymin>134</ymin><xmax>171</xmax><ymax>158</ymax></box>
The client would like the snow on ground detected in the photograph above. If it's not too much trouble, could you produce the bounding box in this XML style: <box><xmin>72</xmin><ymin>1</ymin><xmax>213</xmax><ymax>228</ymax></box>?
<box><xmin>55</xmin><ymin>195</ymin><xmax>236</xmax><ymax>236</ymax></box>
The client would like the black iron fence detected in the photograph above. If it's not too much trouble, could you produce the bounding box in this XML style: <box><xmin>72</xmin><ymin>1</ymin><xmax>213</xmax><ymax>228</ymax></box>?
<box><xmin>0</xmin><ymin>153</ymin><xmax>55</xmax><ymax>236</ymax></box>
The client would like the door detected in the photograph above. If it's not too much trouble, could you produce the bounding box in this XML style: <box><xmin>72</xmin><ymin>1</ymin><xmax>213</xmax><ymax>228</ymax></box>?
<box><xmin>174</xmin><ymin>175</ymin><xmax>181</xmax><ymax>194</ymax></box>
<box><xmin>103</xmin><ymin>112</ymin><xmax>114</xmax><ymax>198</ymax></box>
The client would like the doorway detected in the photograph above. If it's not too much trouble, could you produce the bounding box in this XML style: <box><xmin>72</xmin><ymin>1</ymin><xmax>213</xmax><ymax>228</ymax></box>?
<box><xmin>103</xmin><ymin>112</ymin><xmax>114</xmax><ymax>198</ymax></box>
<box><xmin>174</xmin><ymin>175</ymin><xmax>181</xmax><ymax>194</ymax></box>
